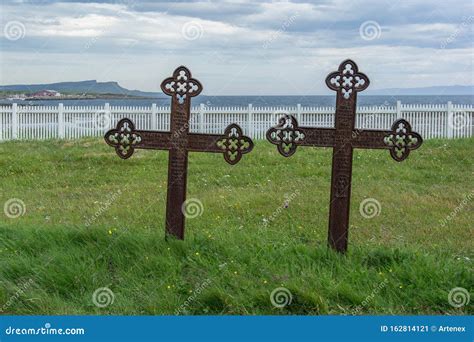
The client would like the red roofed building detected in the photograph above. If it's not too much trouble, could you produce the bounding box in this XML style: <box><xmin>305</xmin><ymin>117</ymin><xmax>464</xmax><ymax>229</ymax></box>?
<box><xmin>29</xmin><ymin>90</ymin><xmax>61</xmax><ymax>97</ymax></box>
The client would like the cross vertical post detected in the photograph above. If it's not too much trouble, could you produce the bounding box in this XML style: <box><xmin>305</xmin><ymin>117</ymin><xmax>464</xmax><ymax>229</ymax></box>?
<box><xmin>162</xmin><ymin>66</ymin><xmax>196</xmax><ymax>238</ymax></box>
<box><xmin>325</xmin><ymin>59</ymin><xmax>370</xmax><ymax>252</ymax></box>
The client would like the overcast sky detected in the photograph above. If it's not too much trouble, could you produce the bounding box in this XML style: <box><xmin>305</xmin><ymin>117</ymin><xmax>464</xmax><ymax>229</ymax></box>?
<box><xmin>0</xmin><ymin>0</ymin><xmax>472</xmax><ymax>95</ymax></box>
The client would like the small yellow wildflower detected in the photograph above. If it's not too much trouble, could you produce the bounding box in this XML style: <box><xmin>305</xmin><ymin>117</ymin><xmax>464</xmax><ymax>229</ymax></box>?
<box><xmin>195</xmin><ymin>252</ymin><xmax>200</xmax><ymax>256</ymax></box>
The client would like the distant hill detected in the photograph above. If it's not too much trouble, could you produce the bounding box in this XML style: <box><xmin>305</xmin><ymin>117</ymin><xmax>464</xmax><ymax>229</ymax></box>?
<box><xmin>0</xmin><ymin>80</ymin><xmax>164</xmax><ymax>98</ymax></box>
<box><xmin>367</xmin><ymin>85</ymin><xmax>474</xmax><ymax>96</ymax></box>
<box><xmin>1</xmin><ymin>81</ymin><xmax>472</xmax><ymax>97</ymax></box>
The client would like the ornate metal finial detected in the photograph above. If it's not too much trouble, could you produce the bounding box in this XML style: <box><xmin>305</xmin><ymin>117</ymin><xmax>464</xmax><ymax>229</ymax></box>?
<box><xmin>325</xmin><ymin>59</ymin><xmax>370</xmax><ymax>100</ymax></box>
<box><xmin>104</xmin><ymin>118</ymin><xmax>142</xmax><ymax>159</ymax></box>
<box><xmin>216</xmin><ymin>124</ymin><xmax>254</xmax><ymax>165</ymax></box>
<box><xmin>266</xmin><ymin>115</ymin><xmax>306</xmax><ymax>157</ymax></box>
<box><xmin>160</xmin><ymin>66</ymin><xmax>203</xmax><ymax>105</ymax></box>
<box><xmin>383</xmin><ymin>119</ymin><xmax>423</xmax><ymax>161</ymax></box>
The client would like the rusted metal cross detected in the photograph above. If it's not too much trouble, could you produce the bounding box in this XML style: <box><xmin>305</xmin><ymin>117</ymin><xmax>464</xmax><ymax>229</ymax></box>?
<box><xmin>105</xmin><ymin>66</ymin><xmax>253</xmax><ymax>239</ymax></box>
<box><xmin>266</xmin><ymin>59</ymin><xmax>423</xmax><ymax>253</ymax></box>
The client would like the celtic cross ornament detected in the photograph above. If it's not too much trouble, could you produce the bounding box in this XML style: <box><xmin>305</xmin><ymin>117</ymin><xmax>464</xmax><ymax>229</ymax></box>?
<box><xmin>105</xmin><ymin>66</ymin><xmax>253</xmax><ymax>239</ymax></box>
<box><xmin>267</xmin><ymin>59</ymin><xmax>423</xmax><ymax>253</ymax></box>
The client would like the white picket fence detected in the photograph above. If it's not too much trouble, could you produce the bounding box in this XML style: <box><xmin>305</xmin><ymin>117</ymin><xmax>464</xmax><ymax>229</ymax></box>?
<box><xmin>0</xmin><ymin>101</ymin><xmax>472</xmax><ymax>141</ymax></box>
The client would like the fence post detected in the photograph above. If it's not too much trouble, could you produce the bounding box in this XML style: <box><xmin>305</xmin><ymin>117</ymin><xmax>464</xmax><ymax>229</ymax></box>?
<box><xmin>58</xmin><ymin>103</ymin><xmax>65</xmax><ymax>139</ymax></box>
<box><xmin>396</xmin><ymin>100</ymin><xmax>401</xmax><ymax>118</ymax></box>
<box><xmin>104</xmin><ymin>103</ymin><xmax>111</xmax><ymax>131</ymax></box>
<box><xmin>151</xmin><ymin>103</ymin><xmax>157</xmax><ymax>130</ymax></box>
<box><xmin>199</xmin><ymin>103</ymin><xmax>205</xmax><ymax>133</ymax></box>
<box><xmin>247</xmin><ymin>103</ymin><xmax>253</xmax><ymax>138</ymax></box>
<box><xmin>12</xmin><ymin>103</ymin><xmax>18</xmax><ymax>140</ymax></box>
<box><xmin>297</xmin><ymin>103</ymin><xmax>301</xmax><ymax>123</ymax></box>
<box><xmin>447</xmin><ymin>101</ymin><xmax>453</xmax><ymax>139</ymax></box>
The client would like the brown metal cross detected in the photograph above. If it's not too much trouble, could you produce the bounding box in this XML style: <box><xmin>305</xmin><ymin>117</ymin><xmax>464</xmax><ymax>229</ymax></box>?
<box><xmin>105</xmin><ymin>66</ymin><xmax>253</xmax><ymax>239</ymax></box>
<box><xmin>266</xmin><ymin>59</ymin><xmax>423</xmax><ymax>253</ymax></box>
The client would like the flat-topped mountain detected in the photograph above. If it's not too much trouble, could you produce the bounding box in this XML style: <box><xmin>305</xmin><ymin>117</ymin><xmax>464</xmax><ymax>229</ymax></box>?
<box><xmin>0</xmin><ymin>80</ymin><xmax>164</xmax><ymax>98</ymax></box>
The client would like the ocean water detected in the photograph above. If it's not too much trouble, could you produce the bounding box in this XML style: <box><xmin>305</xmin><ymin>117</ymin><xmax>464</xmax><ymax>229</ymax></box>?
<box><xmin>1</xmin><ymin>95</ymin><xmax>473</xmax><ymax>107</ymax></box>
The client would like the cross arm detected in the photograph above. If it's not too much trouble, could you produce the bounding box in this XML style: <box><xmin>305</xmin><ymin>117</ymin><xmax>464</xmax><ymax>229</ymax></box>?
<box><xmin>187</xmin><ymin>133</ymin><xmax>223</xmax><ymax>152</ymax></box>
<box><xmin>299</xmin><ymin>127</ymin><xmax>335</xmax><ymax>147</ymax></box>
<box><xmin>105</xmin><ymin>119</ymin><xmax>254</xmax><ymax>164</ymax></box>
<box><xmin>135</xmin><ymin>131</ymin><xmax>172</xmax><ymax>150</ymax></box>
<box><xmin>188</xmin><ymin>124</ymin><xmax>254</xmax><ymax>165</ymax></box>
<box><xmin>352</xmin><ymin>119</ymin><xmax>423</xmax><ymax>162</ymax></box>
<box><xmin>352</xmin><ymin>129</ymin><xmax>388</xmax><ymax>149</ymax></box>
<box><xmin>104</xmin><ymin>118</ymin><xmax>171</xmax><ymax>159</ymax></box>
<box><xmin>266</xmin><ymin>115</ymin><xmax>335</xmax><ymax>157</ymax></box>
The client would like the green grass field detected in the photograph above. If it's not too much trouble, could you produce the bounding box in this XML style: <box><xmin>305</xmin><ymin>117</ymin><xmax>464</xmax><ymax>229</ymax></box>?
<box><xmin>0</xmin><ymin>137</ymin><xmax>472</xmax><ymax>315</ymax></box>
